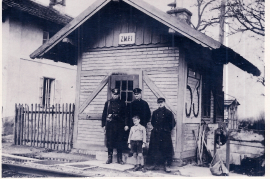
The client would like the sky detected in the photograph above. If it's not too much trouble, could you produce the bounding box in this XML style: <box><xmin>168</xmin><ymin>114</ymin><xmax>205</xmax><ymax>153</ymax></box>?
<box><xmin>36</xmin><ymin>0</ymin><xmax>265</xmax><ymax>119</ymax></box>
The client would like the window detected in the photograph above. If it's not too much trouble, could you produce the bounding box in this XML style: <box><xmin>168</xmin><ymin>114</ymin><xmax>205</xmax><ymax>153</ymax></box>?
<box><xmin>40</xmin><ymin>77</ymin><xmax>55</xmax><ymax>107</ymax></box>
<box><xmin>43</xmin><ymin>31</ymin><xmax>49</xmax><ymax>44</ymax></box>
<box><xmin>202</xmin><ymin>76</ymin><xmax>211</xmax><ymax>118</ymax></box>
<box><xmin>110</xmin><ymin>75</ymin><xmax>139</xmax><ymax>106</ymax></box>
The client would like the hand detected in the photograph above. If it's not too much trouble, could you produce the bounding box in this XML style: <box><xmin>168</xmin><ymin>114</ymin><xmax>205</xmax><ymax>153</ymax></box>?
<box><xmin>124</xmin><ymin>126</ymin><xmax>129</xmax><ymax>131</ymax></box>
<box><xmin>103</xmin><ymin>126</ymin><xmax>106</xmax><ymax>133</ymax></box>
<box><xmin>128</xmin><ymin>144</ymin><xmax>131</xmax><ymax>149</ymax></box>
<box><xmin>142</xmin><ymin>143</ymin><xmax>146</xmax><ymax>148</ymax></box>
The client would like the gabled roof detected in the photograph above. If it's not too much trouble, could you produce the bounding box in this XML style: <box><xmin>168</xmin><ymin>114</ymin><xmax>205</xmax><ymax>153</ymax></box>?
<box><xmin>29</xmin><ymin>0</ymin><xmax>260</xmax><ymax>76</ymax></box>
<box><xmin>2</xmin><ymin>0</ymin><xmax>73</xmax><ymax>25</ymax></box>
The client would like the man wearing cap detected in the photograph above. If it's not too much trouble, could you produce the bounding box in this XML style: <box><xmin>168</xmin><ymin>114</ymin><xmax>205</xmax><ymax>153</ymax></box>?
<box><xmin>147</xmin><ymin>97</ymin><xmax>176</xmax><ymax>173</ymax></box>
<box><xmin>126</xmin><ymin>88</ymin><xmax>151</xmax><ymax>129</ymax></box>
<box><xmin>102</xmin><ymin>88</ymin><xmax>127</xmax><ymax>165</ymax></box>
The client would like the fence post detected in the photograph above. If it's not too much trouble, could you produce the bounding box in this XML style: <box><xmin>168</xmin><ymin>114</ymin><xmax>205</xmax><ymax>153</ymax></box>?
<box><xmin>14</xmin><ymin>104</ymin><xmax>18</xmax><ymax>145</ymax></box>
<box><xmin>43</xmin><ymin>105</ymin><xmax>47</xmax><ymax>148</ymax></box>
<box><xmin>37</xmin><ymin>104</ymin><xmax>40</xmax><ymax>147</ymax></box>
<box><xmin>50</xmin><ymin>105</ymin><xmax>54</xmax><ymax>149</ymax></box>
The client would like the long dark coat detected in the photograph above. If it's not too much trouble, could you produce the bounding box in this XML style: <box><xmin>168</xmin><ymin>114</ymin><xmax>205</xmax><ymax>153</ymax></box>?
<box><xmin>148</xmin><ymin>106</ymin><xmax>176</xmax><ymax>164</ymax></box>
<box><xmin>102</xmin><ymin>98</ymin><xmax>127</xmax><ymax>149</ymax></box>
<box><xmin>128</xmin><ymin>99</ymin><xmax>151</xmax><ymax>128</ymax></box>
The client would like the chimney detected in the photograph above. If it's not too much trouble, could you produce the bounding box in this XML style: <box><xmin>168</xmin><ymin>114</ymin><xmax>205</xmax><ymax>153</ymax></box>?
<box><xmin>166</xmin><ymin>1</ymin><xmax>192</xmax><ymax>25</ymax></box>
<box><xmin>49</xmin><ymin>0</ymin><xmax>66</xmax><ymax>15</ymax></box>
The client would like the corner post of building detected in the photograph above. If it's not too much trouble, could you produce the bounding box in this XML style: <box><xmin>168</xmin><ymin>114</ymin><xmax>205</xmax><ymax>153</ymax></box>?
<box><xmin>175</xmin><ymin>44</ymin><xmax>187</xmax><ymax>160</ymax></box>
<box><xmin>73</xmin><ymin>26</ymin><xmax>83</xmax><ymax>149</ymax></box>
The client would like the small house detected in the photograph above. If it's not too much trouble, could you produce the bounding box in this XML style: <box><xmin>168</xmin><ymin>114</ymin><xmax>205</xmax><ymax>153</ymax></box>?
<box><xmin>30</xmin><ymin>0</ymin><xmax>260</xmax><ymax>163</ymax></box>
<box><xmin>224</xmin><ymin>97</ymin><xmax>240</xmax><ymax>129</ymax></box>
<box><xmin>2</xmin><ymin>0</ymin><xmax>76</xmax><ymax>134</ymax></box>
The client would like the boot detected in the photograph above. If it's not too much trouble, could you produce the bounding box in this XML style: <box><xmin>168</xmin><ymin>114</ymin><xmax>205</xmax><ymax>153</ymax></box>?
<box><xmin>147</xmin><ymin>163</ymin><xmax>158</xmax><ymax>170</ymax></box>
<box><xmin>164</xmin><ymin>163</ymin><xmax>171</xmax><ymax>173</ymax></box>
<box><xmin>141</xmin><ymin>166</ymin><xmax>147</xmax><ymax>173</ymax></box>
<box><xmin>106</xmin><ymin>155</ymin><xmax>112</xmax><ymax>164</ymax></box>
<box><xmin>133</xmin><ymin>164</ymin><xmax>141</xmax><ymax>172</ymax></box>
<box><xmin>106</xmin><ymin>150</ymin><xmax>113</xmax><ymax>164</ymax></box>
<box><xmin>117</xmin><ymin>151</ymin><xmax>124</xmax><ymax>165</ymax></box>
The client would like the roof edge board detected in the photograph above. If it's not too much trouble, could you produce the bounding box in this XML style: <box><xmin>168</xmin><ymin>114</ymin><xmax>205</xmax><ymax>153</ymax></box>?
<box><xmin>30</xmin><ymin>0</ymin><xmax>110</xmax><ymax>59</ymax></box>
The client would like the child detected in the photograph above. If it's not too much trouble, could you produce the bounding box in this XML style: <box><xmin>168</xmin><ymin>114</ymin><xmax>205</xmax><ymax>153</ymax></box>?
<box><xmin>128</xmin><ymin>116</ymin><xmax>147</xmax><ymax>173</ymax></box>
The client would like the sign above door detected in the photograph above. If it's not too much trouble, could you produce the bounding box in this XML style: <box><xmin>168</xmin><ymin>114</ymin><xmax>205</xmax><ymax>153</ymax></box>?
<box><xmin>119</xmin><ymin>33</ymin><xmax>135</xmax><ymax>45</ymax></box>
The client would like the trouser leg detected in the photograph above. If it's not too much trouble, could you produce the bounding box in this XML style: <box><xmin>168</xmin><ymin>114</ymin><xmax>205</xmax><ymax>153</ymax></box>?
<box><xmin>106</xmin><ymin>148</ymin><xmax>113</xmax><ymax>164</ymax></box>
<box><xmin>117</xmin><ymin>149</ymin><xmax>124</xmax><ymax>164</ymax></box>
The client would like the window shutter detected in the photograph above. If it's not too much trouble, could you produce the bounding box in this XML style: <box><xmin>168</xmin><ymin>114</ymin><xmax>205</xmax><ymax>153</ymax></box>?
<box><xmin>39</xmin><ymin>77</ymin><xmax>44</xmax><ymax>106</ymax></box>
<box><xmin>55</xmin><ymin>80</ymin><xmax>62</xmax><ymax>104</ymax></box>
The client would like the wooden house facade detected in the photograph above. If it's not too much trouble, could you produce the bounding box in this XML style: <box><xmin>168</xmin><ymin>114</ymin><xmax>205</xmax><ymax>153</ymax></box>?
<box><xmin>30</xmin><ymin>0</ymin><xmax>260</xmax><ymax>161</ymax></box>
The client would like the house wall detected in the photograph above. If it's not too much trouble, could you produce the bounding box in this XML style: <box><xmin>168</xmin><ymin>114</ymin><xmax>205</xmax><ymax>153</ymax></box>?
<box><xmin>76</xmin><ymin>46</ymin><xmax>179</xmax><ymax>149</ymax></box>
<box><xmin>2</xmin><ymin>10</ymin><xmax>76</xmax><ymax>134</ymax></box>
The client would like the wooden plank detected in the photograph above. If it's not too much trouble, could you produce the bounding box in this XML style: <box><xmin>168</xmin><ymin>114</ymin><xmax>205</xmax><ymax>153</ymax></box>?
<box><xmin>19</xmin><ymin>105</ymin><xmax>23</xmax><ymax>145</ymax></box>
<box><xmin>73</xmin><ymin>27</ymin><xmax>83</xmax><ymax>149</ymax></box>
<box><xmin>143</xmin><ymin>16</ymin><xmax>151</xmax><ymax>44</ymax></box>
<box><xmin>30</xmin><ymin>0</ymin><xmax>111</xmax><ymax>59</ymax></box>
<box><xmin>61</xmin><ymin>104</ymin><xmax>64</xmax><ymax>150</ymax></box>
<box><xmin>34</xmin><ymin>104</ymin><xmax>37</xmax><ymax>146</ymax></box>
<box><xmin>57</xmin><ymin>104</ymin><xmax>61</xmax><ymax>150</ymax></box>
<box><xmin>37</xmin><ymin>104</ymin><xmax>40</xmax><ymax>147</ymax></box>
<box><xmin>50</xmin><ymin>105</ymin><xmax>54</xmax><ymax>149</ymax></box>
<box><xmin>181</xmin><ymin>150</ymin><xmax>196</xmax><ymax>159</ymax></box>
<box><xmin>46</xmin><ymin>105</ymin><xmax>51</xmax><ymax>148</ymax></box>
<box><xmin>78</xmin><ymin>113</ymin><xmax>102</xmax><ymax>120</ymax></box>
<box><xmin>67</xmin><ymin>104</ymin><xmax>71</xmax><ymax>150</ymax></box>
<box><xmin>43</xmin><ymin>105</ymin><xmax>47</xmax><ymax>148</ymax></box>
<box><xmin>40</xmin><ymin>106</ymin><xmax>44</xmax><ymax>147</ymax></box>
<box><xmin>14</xmin><ymin>104</ymin><xmax>17</xmax><ymax>145</ymax></box>
<box><xmin>22</xmin><ymin>105</ymin><xmax>25</xmax><ymax>145</ymax></box>
<box><xmin>175</xmin><ymin>46</ymin><xmax>187</xmax><ymax>159</ymax></box>
<box><xmin>26</xmin><ymin>105</ymin><xmax>29</xmax><ymax>144</ymax></box>
<box><xmin>142</xmin><ymin>72</ymin><xmax>176</xmax><ymax>115</ymax></box>
<box><xmin>53</xmin><ymin>104</ymin><xmax>57</xmax><ymax>150</ymax></box>
<box><xmin>79</xmin><ymin>74</ymin><xmax>110</xmax><ymax>113</ymax></box>
<box><xmin>64</xmin><ymin>103</ymin><xmax>68</xmax><ymax>151</ymax></box>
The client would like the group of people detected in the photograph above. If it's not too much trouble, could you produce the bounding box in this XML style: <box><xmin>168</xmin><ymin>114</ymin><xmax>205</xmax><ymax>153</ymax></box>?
<box><xmin>101</xmin><ymin>88</ymin><xmax>176</xmax><ymax>173</ymax></box>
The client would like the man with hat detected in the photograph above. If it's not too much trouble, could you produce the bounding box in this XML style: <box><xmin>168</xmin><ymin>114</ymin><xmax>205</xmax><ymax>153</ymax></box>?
<box><xmin>125</xmin><ymin>88</ymin><xmax>151</xmax><ymax>129</ymax></box>
<box><xmin>147</xmin><ymin>97</ymin><xmax>176</xmax><ymax>173</ymax></box>
<box><xmin>102</xmin><ymin>88</ymin><xmax>127</xmax><ymax>165</ymax></box>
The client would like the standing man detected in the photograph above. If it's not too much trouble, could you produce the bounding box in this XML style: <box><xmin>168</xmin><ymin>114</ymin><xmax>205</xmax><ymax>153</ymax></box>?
<box><xmin>125</xmin><ymin>88</ymin><xmax>151</xmax><ymax>129</ymax></box>
<box><xmin>147</xmin><ymin>97</ymin><xmax>176</xmax><ymax>173</ymax></box>
<box><xmin>102</xmin><ymin>88</ymin><xmax>127</xmax><ymax>165</ymax></box>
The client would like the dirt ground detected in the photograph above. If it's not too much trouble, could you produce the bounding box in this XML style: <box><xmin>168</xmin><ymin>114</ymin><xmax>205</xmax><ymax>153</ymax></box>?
<box><xmin>2</xmin><ymin>135</ymin><xmax>181</xmax><ymax>177</ymax></box>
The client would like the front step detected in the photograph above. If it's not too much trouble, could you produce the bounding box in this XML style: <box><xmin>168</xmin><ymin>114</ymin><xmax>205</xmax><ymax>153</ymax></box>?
<box><xmin>96</xmin><ymin>151</ymin><xmax>140</xmax><ymax>165</ymax></box>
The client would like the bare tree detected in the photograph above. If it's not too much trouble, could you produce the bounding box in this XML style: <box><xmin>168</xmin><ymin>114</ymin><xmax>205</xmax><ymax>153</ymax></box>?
<box><xmin>191</xmin><ymin>0</ymin><xmax>265</xmax><ymax>37</ymax></box>
<box><xmin>191</xmin><ymin>0</ymin><xmax>265</xmax><ymax>87</ymax></box>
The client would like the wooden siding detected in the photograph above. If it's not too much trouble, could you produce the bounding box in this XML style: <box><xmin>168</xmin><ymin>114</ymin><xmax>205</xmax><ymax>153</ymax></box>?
<box><xmin>82</xmin><ymin>2</ymin><xmax>170</xmax><ymax>49</ymax></box>
<box><xmin>77</xmin><ymin>45</ymin><xmax>179</xmax><ymax>150</ymax></box>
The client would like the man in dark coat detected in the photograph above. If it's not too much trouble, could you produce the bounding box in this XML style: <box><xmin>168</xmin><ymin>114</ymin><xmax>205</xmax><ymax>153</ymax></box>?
<box><xmin>147</xmin><ymin>97</ymin><xmax>176</xmax><ymax>173</ymax></box>
<box><xmin>125</xmin><ymin>88</ymin><xmax>151</xmax><ymax>129</ymax></box>
<box><xmin>102</xmin><ymin>88</ymin><xmax>127</xmax><ymax>165</ymax></box>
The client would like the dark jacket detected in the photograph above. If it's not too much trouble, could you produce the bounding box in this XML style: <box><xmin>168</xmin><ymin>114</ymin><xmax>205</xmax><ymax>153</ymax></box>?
<box><xmin>129</xmin><ymin>99</ymin><xmax>151</xmax><ymax>127</ymax></box>
<box><xmin>101</xmin><ymin>98</ymin><xmax>127</xmax><ymax>149</ymax></box>
<box><xmin>148</xmin><ymin>106</ymin><xmax>176</xmax><ymax>163</ymax></box>
<box><xmin>102</xmin><ymin>98</ymin><xmax>127</xmax><ymax>127</ymax></box>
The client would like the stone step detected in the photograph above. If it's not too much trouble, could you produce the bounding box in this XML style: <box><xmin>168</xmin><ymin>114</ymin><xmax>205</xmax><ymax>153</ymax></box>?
<box><xmin>96</xmin><ymin>151</ymin><xmax>147</xmax><ymax>165</ymax></box>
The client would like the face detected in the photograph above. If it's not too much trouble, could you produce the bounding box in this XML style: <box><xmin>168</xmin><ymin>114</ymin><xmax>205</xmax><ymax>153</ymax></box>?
<box><xmin>112</xmin><ymin>93</ymin><xmax>119</xmax><ymax>99</ymax></box>
<box><xmin>134</xmin><ymin>93</ymin><xmax>142</xmax><ymax>100</ymax></box>
<box><xmin>133</xmin><ymin>118</ymin><xmax>140</xmax><ymax>126</ymax></box>
<box><xmin>158</xmin><ymin>101</ymin><xmax>165</xmax><ymax>108</ymax></box>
